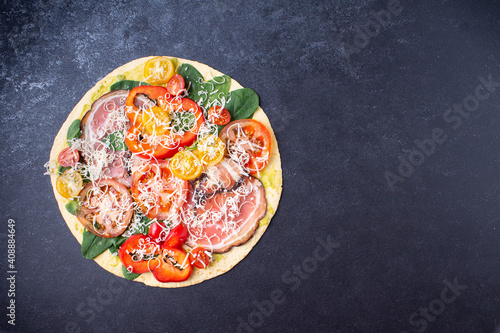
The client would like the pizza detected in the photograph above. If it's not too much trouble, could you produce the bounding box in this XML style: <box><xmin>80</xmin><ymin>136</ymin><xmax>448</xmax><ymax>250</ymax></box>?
<box><xmin>46</xmin><ymin>56</ymin><xmax>282</xmax><ymax>287</ymax></box>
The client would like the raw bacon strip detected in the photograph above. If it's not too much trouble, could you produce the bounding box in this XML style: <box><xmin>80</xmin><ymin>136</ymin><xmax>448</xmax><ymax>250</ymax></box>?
<box><xmin>186</xmin><ymin>176</ymin><xmax>266</xmax><ymax>253</ymax></box>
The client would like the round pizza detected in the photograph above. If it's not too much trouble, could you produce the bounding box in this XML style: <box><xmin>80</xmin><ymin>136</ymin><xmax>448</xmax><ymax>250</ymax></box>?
<box><xmin>46</xmin><ymin>56</ymin><xmax>282</xmax><ymax>287</ymax></box>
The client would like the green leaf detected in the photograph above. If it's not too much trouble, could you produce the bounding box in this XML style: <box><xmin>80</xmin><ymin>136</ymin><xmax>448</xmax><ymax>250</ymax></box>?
<box><xmin>108</xmin><ymin>236</ymin><xmax>127</xmax><ymax>255</ymax></box>
<box><xmin>66</xmin><ymin>119</ymin><xmax>81</xmax><ymax>144</ymax></box>
<box><xmin>171</xmin><ymin>111</ymin><xmax>196</xmax><ymax>133</ymax></box>
<box><xmin>110</xmin><ymin>80</ymin><xmax>150</xmax><ymax>91</ymax></box>
<box><xmin>65</xmin><ymin>200</ymin><xmax>79</xmax><ymax>215</ymax></box>
<box><xmin>199</xmin><ymin>75</ymin><xmax>231</xmax><ymax>110</ymax></box>
<box><xmin>102</xmin><ymin>131</ymin><xmax>127</xmax><ymax>151</ymax></box>
<box><xmin>58</xmin><ymin>166</ymin><xmax>71</xmax><ymax>175</ymax></box>
<box><xmin>225</xmin><ymin>88</ymin><xmax>259</xmax><ymax>120</ymax></box>
<box><xmin>177</xmin><ymin>64</ymin><xmax>204</xmax><ymax>102</ymax></box>
<box><xmin>81</xmin><ymin>230</ymin><xmax>115</xmax><ymax>259</ymax></box>
<box><xmin>121</xmin><ymin>265</ymin><xmax>141</xmax><ymax>280</ymax></box>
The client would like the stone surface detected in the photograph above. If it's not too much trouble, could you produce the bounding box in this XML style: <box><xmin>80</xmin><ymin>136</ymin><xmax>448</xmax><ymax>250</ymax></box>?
<box><xmin>1</xmin><ymin>0</ymin><xmax>500</xmax><ymax>332</ymax></box>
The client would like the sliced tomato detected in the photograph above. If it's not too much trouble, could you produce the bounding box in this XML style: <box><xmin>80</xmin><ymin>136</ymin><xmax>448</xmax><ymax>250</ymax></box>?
<box><xmin>56</xmin><ymin>169</ymin><xmax>83</xmax><ymax>199</ymax></box>
<box><xmin>167</xmin><ymin>74</ymin><xmax>185</xmax><ymax>96</ymax></box>
<box><xmin>196</xmin><ymin>135</ymin><xmax>225</xmax><ymax>166</ymax></box>
<box><xmin>58</xmin><ymin>147</ymin><xmax>80</xmax><ymax>167</ymax></box>
<box><xmin>131</xmin><ymin>160</ymin><xmax>188</xmax><ymax>220</ymax></box>
<box><xmin>169</xmin><ymin>150</ymin><xmax>202</xmax><ymax>180</ymax></box>
<box><xmin>119</xmin><ymin>234</ymin><xmax>161</xmax><ymax>274</ymax></box>
<box><xmin>148</xmin><ymin>221</ymin><xmax>168</xmax><ymax>243</ymax></box>
<box><xmin>153</xmin><ymin>247</ymin><xmax>192</xmax><ymax>282</ymax></box>
<box><xmin>144</xmin><ymin>57</ymin><xmax>175</xmax><ymax>85</ymax></box>
<box><xmin>207</xmin><ymin>106</ymin><xmax>230</xmax><ymax>125</ymax></box>
<box><xmin>163</xmin><ymin>223</ymin><xmax>189</xmax><ymax>248</ymax></box>
<box><xmin>189</xmin><ymin>247</ymin><xmax>211</xmax><ymax>269</ymax></box>
<box><xmin>219</xmin><ymin>119</ymin><xmax>272</xmax><ymax>175</ymax></box>
<box><xmin>76</xmin><ymin>179</ymin><xmax>133</xmax><ymax>237</ymax></box>
<box><xmin>125</xmin><ymin>85</ymin><xmax>171</xmax><ymax>124</ymax></box>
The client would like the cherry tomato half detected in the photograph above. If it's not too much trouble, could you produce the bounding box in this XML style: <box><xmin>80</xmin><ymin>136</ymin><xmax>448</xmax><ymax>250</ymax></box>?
<box><xmin>189</xmin><ymin>247</ymin><xmax>211</xmax><ymax>269</ymax></box>
<box><xmin>58</xmin><ymin>147</ymin><xmax>80</xmax><ymax>167</ymax></box>
<box><xmin>196</xmin><ymin>135</ymin><xmax>225</xmax><ymax>166</ymax></box>
<box><xmin>56</xmin><ymin>169</ymin><xmax>83</xmax><ymax>199</ymax></box>
<box><xmin>144</xmin><ymin>57</ymin><xmax>175</xmax><ymax>85</ymax></box>
<box><xmin>207</xmin><ymin>106</ymin><xmax>231</xmax><ymax>125</ymax></box>
<box><xmin>119</xmin><ymin>234</ymin><xmax>161</xmax><ymax>274</ymax></box>
<box><xmin>167</xmin><ymin>74</ymin><xmax>185</xmax><ymax>96</ymax></box>
<box><xmin>153</xmin><ymin>247</ymin><xmax>192</xmax><ymax>282</ymax></box>
<box><xmin>169</xmin><ymin>150</ymin><xmax>202</xmax><ymax>180</ymax></box>
<box><xmin>219</xmin><ymin>119</ymin><xmax>272</xmax><ymax>175</ymax></box>
<box><xmin>163</xmin><ymin>223</ymin><xmax>189</xmax><ymax>248</ymax></box>
<box><xmin>148</xmin><ymin>221</ymin><xmax>168</xmax><ymax>243</ymax></box>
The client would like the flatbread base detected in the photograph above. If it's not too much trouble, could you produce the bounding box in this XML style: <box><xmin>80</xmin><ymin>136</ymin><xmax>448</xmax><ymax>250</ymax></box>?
<box><xmin>49</xmin><ymin>57</ymin><xmax>282</xmax><ymax>288</ymax></box>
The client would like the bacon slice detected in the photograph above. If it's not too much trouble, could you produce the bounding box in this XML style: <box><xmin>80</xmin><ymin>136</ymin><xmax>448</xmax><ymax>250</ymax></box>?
<box><xmin>79</xmin><ymin>90</ymin><xmax>152</xmax><ymax>187</ymax></box>
<box><xmin>194</xmin><ymin>157</ymin><xmax>245</xmax><ymax>195</ymax></box>
<box><xmin>185</xmin><ymin>176</ymin><xmax>267</xmax><ymax>253</ymax></box>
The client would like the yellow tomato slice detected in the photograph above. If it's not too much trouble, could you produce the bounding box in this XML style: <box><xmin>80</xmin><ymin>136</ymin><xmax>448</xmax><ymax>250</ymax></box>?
<box><xmin>141</xmin><ymin>106</ymin><xmax>170</xmax><ymax>136</ymax></box>
<box><xmin>56</xmin><ymin>169</ymin><xmax>83</xmax><ymax>198</ymax></box>
<box><xmin>196</xmin><ymin>135</ymin><xmax>225</xmax><ymax>166</ymax></box>
<box><xmin>169</xmin><ymin>150</ymin><xmax>202</xmax><ymax>180</ymax></box>
<box><xmin>144</xmin><ymin>57</ymin><xmax>175</xmax><ymax>85</ymax></box>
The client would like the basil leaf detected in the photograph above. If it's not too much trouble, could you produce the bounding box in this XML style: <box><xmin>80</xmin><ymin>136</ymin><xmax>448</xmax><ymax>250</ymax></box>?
<box><xmin>102</xmin><ymin>131</ymin><xmax>127</xmax><ymax>151</ymax></box>
<box><xmin>225</xmin><ymin>88</ymin><xmax>259</xmax><ymax>120</ymax></box>
<box><xmin>65</xmin><ymin>200</ymin><xmax>79</xmax><ymax>215</ymax></box>
<box><xmin>121</xmin><ymin>265</ymin><xmax>141</xmax><ymax>280</ymax></box>
<box><xmin>81</xmin><ymin>230</ymin><xmax>115</xmax><ymax>259</ymax></box>
<box><xmin>66</xmin><ymin>119</ymin><xmax>81</xmax><ymax>144</ymax></box>
<box><xmin>199</xmin><ymin>75</ymin><xmax>231</xmax><ymax>110</ymax></box>
<box><xmin>177</xmin><ymin>64</ymin><xmax>204</xmax><ymax>101</ymax></box>
<box><xmin>171</xmin><ymin>111</ymin><xmax>196</xmax><ymax>133</ymax></box>
<box><xmin>110</xmin><ymin>80</ymin><xmax>150</xmax><ymax>91</ymax></box>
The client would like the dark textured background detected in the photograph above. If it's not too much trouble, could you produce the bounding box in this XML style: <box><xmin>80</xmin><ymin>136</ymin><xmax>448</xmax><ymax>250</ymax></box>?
<box><xmin>1</xmin><ymin>0</ymin><xmax>500</xmax><ymax>332</ymax></box>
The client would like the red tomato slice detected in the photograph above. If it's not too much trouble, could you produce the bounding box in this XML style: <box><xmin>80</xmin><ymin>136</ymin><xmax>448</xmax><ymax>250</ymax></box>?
<box><xmin>58</xmin><ymin>147</ymin><xmax>80</xmax><ymax>167</ymax></box>
<box><xmin>167</xmin><ymin>74</ymin><xmax>185</xmax><ymax>96</ymax></box>
<box><xmin>207</xmin><ymin>106</ymin><xmax>231</xmax><ymax>125</ymax></box>
<box><xmin>189</xmin><ymin>247</ymin><xmax>211</xmax><ymax>269</ymax></box>
<box><xmin>131</xmin><ymin>160</ymin><xmax>188</xmax><ymax>220</ymax></box>
<box><xmin>153</xmin><ymin>247</ymin><xmax>192</xmax><ymax>282</ymax></box>
<box><xmin>118</xmin><ymin>234</ymin><xmax>161</xmax><ymax>274</ymax></box>
<box><xmin>163</xmin><ymin>223</ymin><xmax>189</xmax><ymax>248</ymax></box>
<box><xmin>219</xmin><ymin>119</ymin><xmax>272</xmax><ymax>175</ymax></box>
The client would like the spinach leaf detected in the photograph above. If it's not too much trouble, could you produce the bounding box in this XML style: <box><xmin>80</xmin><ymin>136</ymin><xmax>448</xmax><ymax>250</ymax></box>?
<box><xmin>65</xmin><ymin>200</ymin><xmax>79</xmax><ymax>215</ymax></box>
<box><xmin>102</xmin><ymin>131</ymin><xmax>127</xmax><ymax>151</ymax></box>
<box><xmin>177</xmin><ymin>64</ymin><xmax>204</xmax><ymax>101</ymax></box>
<box><xmin>199</xmin><ymin>75</ymin><xmax>231</xmax><ymax>110</ymax></box>
<box><xmin>109</xmin><ymin>236</ymin><xmax>127</xmax><ymax>255</ymax></box>
<box><xmin>58</xmin><ymin>166</ymin><xmax>71</xmax><ymax>175</ymax></box>
<box><xmin>66</xmin><ymin>119</ymin><xmax>81</xmax><ymax>144</ymax></box>
<box><xmin>110</xmin><ymin>80</ymin><xmax>150</xmax><ymax>91</ymax></box>
<box><xmin>81</xmin><ymin>230</ymin><xmax>115</xmax><ymax>260</ymax></box>
<box><xmin>225</xmin><ymin>88</ymin><xmax>259</xmax><ymax>121</ymax></box>
<box><xmin>121</xmin><ymin>265</ymin><xmax>141</xmax><ymax>280</ymax></box>
<box><xmin>171</xmin><ymin>111</ymin><xmax>196</xmax><ymax>133</ymax></box>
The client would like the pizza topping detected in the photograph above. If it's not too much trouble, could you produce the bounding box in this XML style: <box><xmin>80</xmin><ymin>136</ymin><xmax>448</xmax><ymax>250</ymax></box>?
<box><xmin>189</xmin><ymin>247</ymin><xmax>212</xmax><ymax>269</ymax></box>
<box><xmin>219</xmin><ymin>119</ymin><xmax>272</xmax><ymax>176</ymax></box>
<box><xmin>76</xmin><ymin>179</ymin><xmax>134</xmax><ymax>238</ymax></box>
<box><xmin>119</xmin><ymin>234</ymin><xmax>161</xmax><ymax>274</ymax></box>
<box><xmin>196</xmin><ymin>134</ymin><xmax>226</xmax><ymax>166</ymax></box>
<box><xmin>169</xmin><ymin>150</ymin><xmax>203</xmax><ymax>180</ymax></box>
<box><xmin>144</xmin><ymin>56</ymin><xmax>175</xmax><ymax>85</ymax></box>
<box><xmin>58</xmin><ymin>147</ymin><xmax>80</xmax><ymax>167</ymax></box>
<box><xmin>56</xmin><ymin>169</ymin><xmax>83</xmax><ymax>199</ymax></box>
<box><xmin>207</xmin><ymin>106</ymin><xmax>231</xmax><ymax>125</ymax></box>
<box><xmin>152</xmin><ymin>247</ymin><xmax>192</xmax><ymax>282</ymax></box>
<box><xmin>131</xmin><ymin>159</ymin><xmax>189</xmax><ymax>220</ymax></box>
<box><xmin>167</xmin><ymin>74</ymin><xmax>186</xmax><ymax>96</ymax></box>
<box><xmin>194</xmin><ymin>157</ymin><xmax>245</xmax><ymax>195</ymax></box>
<box><xmin>185</xmin><ymin>175</ymin><xmax>266</xmax><ymax>253</ymax></box>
